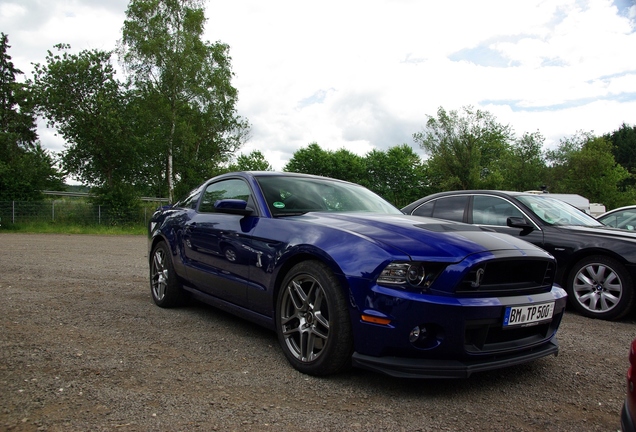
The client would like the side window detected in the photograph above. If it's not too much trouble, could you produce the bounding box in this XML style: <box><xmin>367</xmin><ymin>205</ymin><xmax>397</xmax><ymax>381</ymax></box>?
<box><xmin>412</xmin><ymin>201</ymin><xmax>434</xmax><ymax>217</ymax></box>
<box><xmin>604</xmin><ymin>210</ymin><xmax>636</xmax><ymax>230</ymax></box>
<box><xmin>199</xmin><ymin>179</ymin><xmax>251</xmax><ymax>213</ymax></box>
<box><xmin>472</xmin><ymin>195</ymin><xmax>523</xmax><ymax>226</ymax></box>
<box><xmin>431</xmin><ymin>196</ymin><xmax>469</xmax><ymax>222</ymax></box>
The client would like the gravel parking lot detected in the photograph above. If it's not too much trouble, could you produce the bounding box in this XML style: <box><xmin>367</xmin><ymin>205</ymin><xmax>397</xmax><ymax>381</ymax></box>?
<box><xmin>1</xmin><ymin>233</ymin><xmax>634</xmax><ymax>431</ymax></box>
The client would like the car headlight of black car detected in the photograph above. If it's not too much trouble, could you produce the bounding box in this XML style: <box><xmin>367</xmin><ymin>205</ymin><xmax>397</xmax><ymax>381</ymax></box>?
<box><xmin>377</xmin><ymin>262</ymin><xmax>445</xmax><ymax>290</ymax></box>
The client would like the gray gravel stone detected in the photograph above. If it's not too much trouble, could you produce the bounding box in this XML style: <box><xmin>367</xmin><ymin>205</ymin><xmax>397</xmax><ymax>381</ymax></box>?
<box><xmin>0</xmin><ymin>233</ymin><xmax>633</xmax><ymax>431</ymax></box>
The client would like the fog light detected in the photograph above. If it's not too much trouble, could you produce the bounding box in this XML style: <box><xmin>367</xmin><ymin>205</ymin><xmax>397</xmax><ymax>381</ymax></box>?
<box><xmin>409</xmin><ymin>326</ymin><xmax>421</xmax><ymax>343</ymax></box>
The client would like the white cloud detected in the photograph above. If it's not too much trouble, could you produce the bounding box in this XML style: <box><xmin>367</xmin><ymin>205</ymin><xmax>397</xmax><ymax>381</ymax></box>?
<box><xmin>1</xmin><ymin>0</ymin><xmax>634</xmax><ymax>172</ymax></box>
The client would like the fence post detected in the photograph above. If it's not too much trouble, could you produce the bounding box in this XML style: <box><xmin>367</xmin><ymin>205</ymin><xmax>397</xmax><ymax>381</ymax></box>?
<box><xmin>98</xmin><ymin>205</ymin><xmax>101</xmax><ymax>225</ymax></box>
<box><xmin>12</xmin><ymin>201</ymin><xmax>15</xmax><ymax>224</ymax></box>
<box><xmin>52</xmin><ymin>201</ymin><xmax>55</xmax><ymax>221</ymax></box>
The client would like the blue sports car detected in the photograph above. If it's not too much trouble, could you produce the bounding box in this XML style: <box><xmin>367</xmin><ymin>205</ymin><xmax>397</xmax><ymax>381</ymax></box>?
<box><xmin>148</xmin><ymin>172</ymin><xmax>567</xmax><ymax>378</ymax></box>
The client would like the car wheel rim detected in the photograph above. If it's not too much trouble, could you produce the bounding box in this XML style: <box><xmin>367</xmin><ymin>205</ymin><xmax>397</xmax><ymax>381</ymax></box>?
<box><xmin>151</xmin><ymin>248</ymin><xmax>169</xmax><ymax>301</ymax></box>
<box><xmin>573</xmin><ymin>263</ymin><xmax>622</xmax><ymax>313</ymax></box>
<box><xmin>280</xmin><ymin>274</ymin><xmax>330</xmax><ymax>363</ymax></box>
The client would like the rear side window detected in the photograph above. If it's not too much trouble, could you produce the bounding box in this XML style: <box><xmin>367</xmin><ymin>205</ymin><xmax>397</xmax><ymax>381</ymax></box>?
<box><xmin>412</xmin><ymin>201</ymin><xmax>434</xmax><ymax>217</ymax></box>
<box><xmin>413</xmin><ymin>196</ymin><xmax>468</xmax><ymax>222</ymax></box>
<box><xmin>432</xmin><ymin>196</ymin><xmax>468</xmax><ymax>222</ymax></box>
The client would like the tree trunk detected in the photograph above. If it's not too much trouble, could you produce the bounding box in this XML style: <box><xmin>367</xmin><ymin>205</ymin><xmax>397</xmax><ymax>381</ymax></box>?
<box><xmin>167</xmin><ymin>116</ymin><xmax>175</xmax><ymax>203</ymax></box>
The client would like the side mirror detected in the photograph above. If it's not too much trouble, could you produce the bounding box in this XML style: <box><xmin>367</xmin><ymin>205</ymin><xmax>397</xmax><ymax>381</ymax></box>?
<box><xmin>507</xmin><ymin>216</ymin><xmax>533</xmax><ymax>230</ymax></box>
<box><xmin>214</xmin><ymin>199</ymin><xmax>254</xmax><ymax>216</ymax></box>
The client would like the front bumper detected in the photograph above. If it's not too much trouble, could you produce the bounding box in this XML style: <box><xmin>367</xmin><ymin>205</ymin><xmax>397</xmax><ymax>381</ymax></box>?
<box><xmin>352</xmin><ymin>338</ymin><xmax>559</xmax><ymax>379</ymax></box>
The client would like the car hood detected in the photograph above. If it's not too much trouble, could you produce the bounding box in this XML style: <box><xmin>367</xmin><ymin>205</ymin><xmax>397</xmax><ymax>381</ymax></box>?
<box><xmin>296</xmin><ymin>212</ymin><xmax>549</xmax><ymax>261</ymax></box>
<box><xmin>557</xmin><ymin>224</ymin><xmax>636</xmax><ymax>241</ymax></box>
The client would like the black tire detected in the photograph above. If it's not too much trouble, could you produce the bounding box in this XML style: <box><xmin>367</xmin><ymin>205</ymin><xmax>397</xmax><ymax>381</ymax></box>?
<box><xmin>149</xmin><ymin>241</ymin><xmax>185</xmax><ymax>308</ymax></box>
<box><xmin>275</xmin><ymin>261</ymin><xmax>353</xmax><ymax>376</ymax></box>
<box><xmin>566</xmin><ymin>255</ymin><xmax>634</xmax><ymax>320</ymax></box>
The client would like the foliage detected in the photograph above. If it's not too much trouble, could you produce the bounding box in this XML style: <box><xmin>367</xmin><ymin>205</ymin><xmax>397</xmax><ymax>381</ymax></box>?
<box><xmin>283</xmin><ymin>143</ymin><xmax>428</xmax><ymax>207</ymax></box>
<box><xmin>89</xmin><ymin>183</ymin><xmax>142</xmax><ymax>226</ymax></box>
<box><xmin>0</xmin><ymin>33</ymin><xmax>64</xmax><ymax>200</ymax></box>
<box><xmin>284</xmin><ymin>143</ymin><xmax>336</xmax><ymax>176</ymax></box>
<box><xmin>228</xmin><ymin>150</ymin><xmax>273</xmax><ymax>172</ymax></box>
<box><xmin>0</xmin><ymin>221</ymin><xmax>146</xmax><ymax>235</ymax></box>
<box><xmin>606</xmin><ymin>123</ymin><xmax>636</xmax><ymax>190</ymax></box>
<box><xmin>500</xmin><ymin>131</ymin><xmax>548</xmax><ymax>192</ymax></box>
<box><xmin>546</xmin><ymin>132</ymin><xmax>632</xmax><ymax>208</ymax></box>
<box><xmin>363</xmin><ymin>145</ymin><xmax>429</xmax><ymax>207</ymax></box>
<box><xmin>413</xmin><ymin>106</ymin><xmax>513</xmax><ymax>191</ymax></box>
<box><xmin>32</xmin><ymin>45</ymin><xmax>141</xmax><ymax>190</ymax></box>
<box><xmin>283</xmin><ymin>143</ymin><xmax>366</xmax><ymax>183</ymax></box>
<box><xmin>119</xmin><ymin>0</ymin><xmax>250</xmax><ymax>202</ymax></box>
<box><xmin>0</xmin><ymin>197</ymin><xmax>158</xmax><ymax>232</ymax></box>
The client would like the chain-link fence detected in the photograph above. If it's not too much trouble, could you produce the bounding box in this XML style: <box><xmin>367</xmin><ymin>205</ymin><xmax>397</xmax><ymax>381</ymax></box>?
<box><xmin>0</xmin><ymin>200</ymin><xmax>165</xmax><ymax>227</ymax></box>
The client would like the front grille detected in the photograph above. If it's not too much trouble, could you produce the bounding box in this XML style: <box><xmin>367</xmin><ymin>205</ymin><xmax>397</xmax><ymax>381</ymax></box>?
<box><xmin>456</xmin><ymin>258</ymin><xmax>555</xmax><ymax>296</ymax></box>
<box><xmin>464</xmin><ymin>310</ymin><xmax>563</xmax><ymax>354</ymax></box>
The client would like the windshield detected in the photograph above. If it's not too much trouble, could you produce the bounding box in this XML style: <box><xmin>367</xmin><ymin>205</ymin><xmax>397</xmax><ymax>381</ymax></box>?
<box><xmin>255</xmin><ymin>175</ymin><xmax>403</xmax><ymax>216</ymax></box>
<box><xmin>517</xmin><ymin>195</ymin><xmax>604</xmax><ymax>227</ymax></box>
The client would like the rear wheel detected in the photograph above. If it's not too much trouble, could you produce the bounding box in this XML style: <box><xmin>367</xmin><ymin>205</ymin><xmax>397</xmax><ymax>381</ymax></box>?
<box><xmin>150</xmin><ymin>241</ymin><xmax>185</xmax><ymax>308</ymax></box>
<box><xmin>566</xmin><ymin>255</ymin><xmax>634</xmax><ymax>320</ymax></box>
<box><xmin>276</xmin><ymin>261</ymin><xmax>353</xmax><ymax>376</ymax></box>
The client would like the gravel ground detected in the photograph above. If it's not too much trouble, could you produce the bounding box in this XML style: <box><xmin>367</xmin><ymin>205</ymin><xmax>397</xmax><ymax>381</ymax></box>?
<box><xmin>0</xmin><ymin>233</ymin><xmax>634</xmax><ymax>431</ymax></box>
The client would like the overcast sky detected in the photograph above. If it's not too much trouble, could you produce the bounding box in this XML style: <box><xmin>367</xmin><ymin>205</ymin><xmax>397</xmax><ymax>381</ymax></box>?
<box><xmin>1</xmin><ymin>0</ymin><xmax>635</xmax><ymax>171</ymax></box>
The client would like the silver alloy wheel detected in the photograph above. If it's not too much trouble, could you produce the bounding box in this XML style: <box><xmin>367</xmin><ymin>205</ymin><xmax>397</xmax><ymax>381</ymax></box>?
<box><xmin>279</xmin><ymin>274</ymin><xmax>330</xmax><ymax>363</ymax></box>
<box><xmin>151</xmin><ymin>247</ymin><xmax>169</xmax><ymax>302</ymax></box>
<box><xmin>572</xmin><ymin>261</ymin><xmax>622</xmax><ymax>313</ymax></box>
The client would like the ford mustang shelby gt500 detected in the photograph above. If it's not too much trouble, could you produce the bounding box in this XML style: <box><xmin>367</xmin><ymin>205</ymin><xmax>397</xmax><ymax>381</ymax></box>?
<box><xmin>148</xmin><ymin>172</ymin><xmax>567</xmax><ymax>378</ymax></box>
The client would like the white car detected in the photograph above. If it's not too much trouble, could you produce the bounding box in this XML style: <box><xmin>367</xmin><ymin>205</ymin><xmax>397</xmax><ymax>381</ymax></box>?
<box><xmin>598</xmin><ymin>205</ymin><xmax>636</xmax><ymax>231</ymax></box>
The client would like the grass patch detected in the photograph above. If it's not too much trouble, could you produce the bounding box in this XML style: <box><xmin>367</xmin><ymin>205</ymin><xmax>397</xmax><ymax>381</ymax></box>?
<box><xmin>0</xmin><ymin>221</ymin><xmax>146</xmax><ymax>235</ymax></box>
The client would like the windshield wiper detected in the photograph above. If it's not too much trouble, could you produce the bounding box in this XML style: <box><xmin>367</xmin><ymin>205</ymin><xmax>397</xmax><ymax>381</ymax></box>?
<box><xmin>274</xmin><ymin>211</ymin><xmax>308</xmax><ymax>217</ymax></box>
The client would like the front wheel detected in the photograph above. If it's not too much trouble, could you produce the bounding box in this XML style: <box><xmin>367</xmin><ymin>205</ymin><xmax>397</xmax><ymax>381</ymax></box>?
<box><xmin>150</xmin><ymin>241</ymin><xmax>185</xmax><ymax>308</ymax></box>
<box><xmin>276</xmin><ymin>261</ymin><xmax>353</xmax><ymax>376</ymax></box>
<box><xmin>566</xmin><ymin>255</ymin><xmax>634</xmax><ymax>320</ymax></box>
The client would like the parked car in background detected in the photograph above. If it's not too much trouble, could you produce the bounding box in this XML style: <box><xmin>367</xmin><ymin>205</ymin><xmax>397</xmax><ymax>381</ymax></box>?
<box><xmin>149</xmin><ymin>173</ymin><xmax>567</xmax><ymax>378</ymax></box>
<box><xmin>622</xmin><ymin>338</ymin><xmax>636</xmax><ymax>432</ymax></box>
<box><xmin>598</xmin><ymin>206</ymin><xmax>636</xmax><ymax>231</ymax></box>
<box><xmin>402</xmin><ymin>190</ymin><xmax>636</xmax><ymax>321</ymax></box>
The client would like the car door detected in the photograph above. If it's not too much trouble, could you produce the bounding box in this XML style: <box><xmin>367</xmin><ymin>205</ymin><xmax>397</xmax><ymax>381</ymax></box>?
<box><xmin>468</xmin><ymin>194</ymin><xmax>546</xmax><ymax>250</ymax></box>
<box><xmin>182</xmin><ymin>178</ymin><xmax>256</xmax><ymax>306</ymax></box>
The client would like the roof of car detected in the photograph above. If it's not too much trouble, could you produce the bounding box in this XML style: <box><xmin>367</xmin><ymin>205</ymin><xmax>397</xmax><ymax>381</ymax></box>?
<box><xmin>416</xmin><ymin>190</ymin><xmax>537</xmax><ymax>199</ymax></box>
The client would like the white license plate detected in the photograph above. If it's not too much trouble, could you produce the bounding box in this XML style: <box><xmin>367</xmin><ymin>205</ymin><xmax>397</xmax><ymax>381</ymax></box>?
<box><xmin>503</xmin><ymin>302</ymin><xmax>555</xmax><ymax>327</ymax></box>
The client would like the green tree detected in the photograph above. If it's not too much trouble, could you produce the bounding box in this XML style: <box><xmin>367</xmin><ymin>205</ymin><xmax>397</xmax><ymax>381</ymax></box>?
<box><xmin>364</xmin><ymin>145</ymin><xmax>428</xmax><ymax>207</ymax></box>
<box><xmin>546</xmin><ymin>132</ymin><xmax>632</xmax><ymax>208</ymax></box>
<box><xmin>33</xmin><ymin>45</ymin><xmax>133</xmax><ymax>188</ymax></box>
<box><xmin>284</xmin><ymin>143</ymin><xmax>335</xmax><ymax>176</ymax></box>
<box><xmin>228</xmin><ymin>150</ymin><xmax>273</xmax><ymax>171</ymax></box>
<box><xmin>120</xmin><ymin>0</ymin><xmax>250</xmax><ymax>202</ymax></box>
<box><xmin>0</xmin><ymin>33</ymin><xmax>63</xmax><ymax>201</ymax></box>
<box><xmin>32</xmin><ymin>44</ymin><xmax>142</xmax><ymax>216</ymax></box>
<box><xmin>283</xmin><ymin>143</ymin><xmax>365</xmax><ymax>183</ymax></box>
<box><xmin>329</xmin><ymin>148</ymin><xmax>366</xmax><ymax>184</ymax></box>
<box><xmin>605</xmin><ymin>123</ymin><xmax>636</xmax><ymax>190</ymax></box>
<box><xmin>413</xmin><ymin>106</ymin><xmax>513</xmax><ymax>191</ymax></box>
<box><xmin>500</xmin><ymin>131</ymin><xmax>548</xmax><ymax>191</ymax></box>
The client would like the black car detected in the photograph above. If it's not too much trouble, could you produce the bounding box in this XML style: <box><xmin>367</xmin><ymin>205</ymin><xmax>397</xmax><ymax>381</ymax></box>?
<box><xmin>403</xmin><ymin>191</ymin><xmax>636</xmax><ymax>321</ymax></box>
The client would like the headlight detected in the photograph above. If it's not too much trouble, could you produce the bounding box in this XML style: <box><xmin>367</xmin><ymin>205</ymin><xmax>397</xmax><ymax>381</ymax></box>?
<box><xmin>377</xmin><ymin>262</ymin><xmax>443</xmax><ymax>290</ymax></box>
